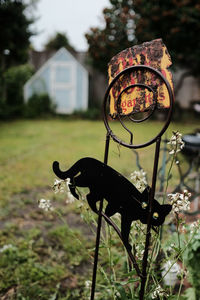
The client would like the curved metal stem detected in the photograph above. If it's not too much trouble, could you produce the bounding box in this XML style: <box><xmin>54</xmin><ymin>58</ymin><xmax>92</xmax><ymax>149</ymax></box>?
<box><xmin>101</xmin><ymin>212</ymin><xmax>142</xmax><ymax>278</ymax></box>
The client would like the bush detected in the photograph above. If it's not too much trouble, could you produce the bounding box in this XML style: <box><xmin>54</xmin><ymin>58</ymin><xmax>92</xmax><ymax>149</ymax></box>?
<box><xmin>72</xmin><ymin>107</ymin><xmax>101</xmax><ymax>120</ymax></box>
<box><xmin>0</xmin><ymin>64</ymin><xmax>33</xmax><ymax>119</ymax></box>
<box><xmin>24</xmin><ymin>93</ymin><xmax>56</xmax><ymax>118</ymax></box>
<box><xmin>185</xmin><ymin>231</ymin><xmax>200</xmax><ymax>299</ymax></box>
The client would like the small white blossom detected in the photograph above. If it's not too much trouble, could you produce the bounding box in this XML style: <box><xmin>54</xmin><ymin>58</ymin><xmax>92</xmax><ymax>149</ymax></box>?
<box><xmin>53</xmin><ymin>178</ymin><xmax>75</xmax><ymax>204</ymax></box>
<box><xmin>66</xmin><ymin>192</ymin><xmax>75</xmax><ymax>204</ymax></box>
<box><xmin>85</xmin><ymin>280</ymin><xmax>91</xmax><ymax>289</ymax></box>
<box><xmin>168</xmin><ymin>190</ymin><xmax>191</xmax><ymax>214</ymax></box>
<box><xmin>53</xmin><ymin>178</ymin><xmax>66</xmax><ymax>193</ymax></box>
<box><xmin>190</xmin><ymin>220</ymin><xmax>200</xmax><ymax>234</ymax></box>
<box><xmin>167</xmin><ymin>243</ymin><xmax>175</xmax><ymax>252</ymax></box>
<box><xmin>38</xmin><ymin>199</ymin><xmax>54</xmax><ymax>212</ymax></box>
<box><xmin>0</xmin><ymin>244</ymin><xmax>16</xmax><ymax>253</ymax></box>
<box><xmin>135</xmin><ymin>243</ymin><xmax>145</xmax><ymax>260</ymax></box>
<box><xmin>65</xmin><ymin>178</ymin><xmax>75</xmax><ymax>204</ymax></box>
<box><xmin>162</xmin><ymin>261</ymin><xmax>181</xmax><ymax>286</ymax></box>
<box><xmin>152</xmin><ymin>284</ymin><xmax>168</xmax><ymax>299</ymax></box>
<box><xmin>168</xmin><ymin>131</ymin><xmax>185</xmax><ymax>155</ymax></box>
<box><xmin>130</xmin><ymin>169</ymin><xmax>147</xmax><ymax>192</ymax></box>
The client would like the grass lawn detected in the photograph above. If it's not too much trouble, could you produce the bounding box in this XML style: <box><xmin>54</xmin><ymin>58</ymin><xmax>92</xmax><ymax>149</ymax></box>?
<box><xmin>0</xmin><ymin>118</ymin><xmax>199</xmax><ymax>299</ymax></box>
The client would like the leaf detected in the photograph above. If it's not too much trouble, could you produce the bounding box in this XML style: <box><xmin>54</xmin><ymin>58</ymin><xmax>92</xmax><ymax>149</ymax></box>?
<box><xmin>123</xmin><ymin>269</ymin><xmax>138</xmax><ymax>277</ymax></box>
<box><xmin>183</xmin><ymin>287</ymin><xmax>196</xmax><ymax>300</ymax></box>
<box><xmin>117</xmin><ymin>287</ymin><xmax>129</xmax><ymax>300</ymax></box>
<box><xmin>120</xmin><ymin>278</ymin><xmax>139</xmax><ymax>286</ymax></box>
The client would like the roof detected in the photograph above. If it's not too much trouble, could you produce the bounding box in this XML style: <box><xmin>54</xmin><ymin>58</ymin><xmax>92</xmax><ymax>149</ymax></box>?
<box><xmin>29</xmin><ymin>47</ymin><xmax>89</xmax><ymax>72</ymax></box>
<box><xmin>24</xmin><ymin>47</ymin><xmax>89</xmax><ymax>94</ymax></box>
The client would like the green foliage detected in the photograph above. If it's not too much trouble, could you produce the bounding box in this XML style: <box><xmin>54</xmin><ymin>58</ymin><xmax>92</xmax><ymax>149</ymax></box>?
<box><xmin>85</xmin><ymin>0</ymin><xmax>135</xmax><ymax>73</ymax></box>
<box><xmin>0</xmin><ymin>237</ymin><xmax>66</xmax><ymax>299</ymax></box>
<box><xmin>0</xmin><ymin>0</ymin><xmax>36</xmax><ymax>119</ymax></box>
<box><xmin>185</xmin><ymin>230</ymin><xmax>200</xmax><ymax>299</ymax></box>
<box><xmin>44</xmin><ymin>32</ymin><xmax>75</xmax><ymax>53</ymax></box>
<box><xmin>47</xmin><ymin>224</ymin><xmax>89</xmax><ymax>265</ymax></box>
<box><xmin>0</xmin><ymin>120</ymin><xmax>200</xmax><ymax>299</ymax></box>
<box><xmin>134</xmin><ymin>0</ymin><xmax>200</xmax><ymax>75</ymax></box>
<box><xmin>0</xmin><ymin>64</ymin><xmax>33</xmax><ymax>118</ymax></box>
<box><xmin>86</xmin><ymin>0</ymin><xmax>200</xmax><ymax>75</ymax></box>
<box><xmin>183</xmin><ymin>287</ymin><xmax>196</xmax><ymax>300</ymax></box>
<box><xmin>24</xmin><ymin>93</ymin><xmax>56</xmax><ymax>118</ymax></box>
<box><xmin>73</xmin><ymin>107</ymin><xmax>101</xmax><ymax>120</ymax></box>
<box><xmin>0</xmin><ymin>0</ymin><xmax>34</xmax><ymax>69</ymax></box>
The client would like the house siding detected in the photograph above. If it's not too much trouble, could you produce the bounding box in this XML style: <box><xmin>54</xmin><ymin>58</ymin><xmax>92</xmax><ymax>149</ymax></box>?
<box><xmin>24</xmin><ymin>48</ymin><xmax>89</xmax><ymax>114</ymax></box>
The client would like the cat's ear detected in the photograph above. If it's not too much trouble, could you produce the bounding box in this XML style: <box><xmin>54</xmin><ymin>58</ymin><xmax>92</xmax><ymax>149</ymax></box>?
<box><xmin>162</xmin><ymin>204</ymin><xmax>172</xmax><ymax>216</ymax></box>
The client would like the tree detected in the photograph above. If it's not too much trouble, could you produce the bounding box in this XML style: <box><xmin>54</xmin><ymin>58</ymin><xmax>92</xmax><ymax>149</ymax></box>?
<box><xmin>85</xmin><ymin>0</ymin><xmax>135</xmax><ymax>73</ymax></box>
<box><xmin>134</xmin><ymin>0</ymin><xmax>200</xmax><ymax>77</ymax></box>
<box><xmin>85</xmin><ymin>0</ymin><xmax>200</xmax><ymax>79</ymax></box>
<box><xmin>0</xmin><ymin>0</ymin><xmax>36</xmax><ymax>117</ymax></box>
<box><xmin>0</xmin><ymin>0</ymin><xmax>34</xmax><ymax>70</ymax></box>
<box><xmin>44</xmin><ymin>32</ymin><xmax>75</xmax><ymax>53</ymax></box>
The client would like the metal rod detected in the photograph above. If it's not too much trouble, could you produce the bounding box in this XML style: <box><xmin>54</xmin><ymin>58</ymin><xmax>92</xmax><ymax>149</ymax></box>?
<box><xmin>90</xmin><ymin>133</ymin><xmax>110</xmax><ymax>300</ymax></box>
<box><xmin>139</xmin><ymin>137</ymin><xmax>161</xmax><ymax>300</ymax></box>
<box><xmin>102</xmin><ymin>212</ymin><xmax>142</xmax><ymax>278</ymax></box>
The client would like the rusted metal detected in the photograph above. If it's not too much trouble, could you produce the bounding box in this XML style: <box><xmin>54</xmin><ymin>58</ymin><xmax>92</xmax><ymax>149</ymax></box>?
<box><xmin>90</xmin><ymin>42</ymin><xmax>174</xmax><ymax>300</ymax></box>
<box><xmin>92</xmin><ymin>64</ymin><xmax>174</xmax><ymax>300</ymax></box>
<box><xmin>108</xmin><ymin>39</ymin><xmax>174</xmax><ymax>117</ymax></box>
<box><xmin>103</xmin><ymin>65</ymin><xmax>174</xmax><ymax>149</ymax></box>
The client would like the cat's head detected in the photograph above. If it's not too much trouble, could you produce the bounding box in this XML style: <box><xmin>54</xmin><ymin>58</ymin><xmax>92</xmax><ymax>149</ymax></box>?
<box><xmin>140</xmin><ymin>187</ymin><xmax>172</xmax><ymax>226</ymax></box>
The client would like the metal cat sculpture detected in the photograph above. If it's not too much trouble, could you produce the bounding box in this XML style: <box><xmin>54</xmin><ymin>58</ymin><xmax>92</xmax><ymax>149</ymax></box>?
<box><xmin>53</xmin><ymin>157</ymin><xmax>172</xmax><ymax>249</ymax></box>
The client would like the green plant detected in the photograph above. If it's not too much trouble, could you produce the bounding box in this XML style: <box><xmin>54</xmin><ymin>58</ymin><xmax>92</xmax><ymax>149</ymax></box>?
<box><xmin>41</xmin><ymin>130</ymin><xmax>200</xmax><ymax>300</ymax></box>
<box><xmin>0</xmin><ymin>64</ymin><xmax>33</xmax><ymax>119</ymax></box>
<box><xmin>0</xmin><ymin>120</ymin><xmax>199</xmax><ymax>299</ymax></box>
<box><xmin>73</xmin><ymin>107</ymin><xmax>101</xmax><ymax>120</ymax></box>
<box><xmin>24</xmin><ymin>93</ymin><xmax>56</xmax><ymax>118</ymax></box>
<box><xmin>184</xmin><ymin>227</ymin><xmax>200</xmax><ymax>300</ymax></box>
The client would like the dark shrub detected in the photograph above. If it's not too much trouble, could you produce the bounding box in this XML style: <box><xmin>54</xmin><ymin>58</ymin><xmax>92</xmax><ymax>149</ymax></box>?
<box><xmin>24</xmin><ymin>93</ymin><xmax>56</xmax><ymax>118</ymax></box>
<box><xmin>0</xmin><ymin>64</ymin><xmax>33</xmax><ymax>119</ymax></box>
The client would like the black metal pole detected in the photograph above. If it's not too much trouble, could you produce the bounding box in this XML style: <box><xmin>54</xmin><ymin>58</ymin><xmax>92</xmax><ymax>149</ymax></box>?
<box><xmin>139</xmin><ymin>137</ymin><xmax>161</xmax><ymax>300</ymax></box>
<box><xmin>90</xmin><ymin>133</ymin><xmax>110</xmax><ymax>300</ymax></box>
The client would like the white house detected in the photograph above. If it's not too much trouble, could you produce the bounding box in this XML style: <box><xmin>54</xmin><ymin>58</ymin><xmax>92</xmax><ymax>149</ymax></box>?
<box><xmin>24</xmin><ymin>47</ymin><xmax>89</xmax><ymax>114</ymax></box>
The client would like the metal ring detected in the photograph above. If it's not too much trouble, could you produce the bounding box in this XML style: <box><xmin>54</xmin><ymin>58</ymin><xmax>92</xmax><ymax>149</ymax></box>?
<box><xmin>116</xmin><ymin>83</ymin><xmax>157</xmax><ymax>123</ymax></box>
<box><xmin>102</xmin><ymin>65</ymin><xmax>174</xmax><ymax>149</ymax></box>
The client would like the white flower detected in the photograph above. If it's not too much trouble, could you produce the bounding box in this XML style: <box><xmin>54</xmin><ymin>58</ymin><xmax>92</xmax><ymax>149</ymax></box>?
<box><xmin>65</xmin><ymin>178</ymin><xmax>75</xmax><ymax>204</ymax></box>
<box><xmin>85</xmin><ymin>280</ymin><xmax>91</xmax><ymax>289</ymax></box>
<box><xmin>53</xmin><ymin>178</ymin><xmax>66</xmax><ymax>193</ymax></box>
<box><xmin>152</xmin><ymin>284</ymin><xmax>168</xmax><ymax>299</ymax></box>
<box><xmin>53</xmin><ymin>178</ymin><xmax>75</xmax><ymax>204</ymax></box>
<box><xmin>162</xmin><ymin>261</ymin><xmax>181</xmax><ymax>286</ymax></box>
<box><xmin>168</xmin><ymin>190</ymin><xmax>191</xmax><ymax>214</ymax></box>
<box><xmin>38</xmin><ymin>199</ymin><xmax>54</xmax><ymax>212</ymax></box>
<box><xmin>167</xmin><ymin>243</ymin><xmax>175</xmax><ymax>252</ymax></box>
<box><xmin>135</xmin><ymin>243</ymin><xmax>145</xmax><ymax>260</ymax></box>
<box><xmin>130</xmin><ymin>169</ymin><xmax>147</xmax><ymax>192</ymax></box>
<box><xmin>0</xmin><ymin>244</ymin><xmax>16</xmax><ymax>253</ymax></box>
<box><xmin>168</xmin><ymin>131</ymin><xmax>185</xmax><ymax>155</ymax></box>
<box><xmin>190</xmin><ymin>220</ymin><xmax>200</xmax><ymax>234</ymax></box>
<box><xmin>66</xmin><ymin>192</ymin><xmax>75</xmax><ymax>204</ymax></box>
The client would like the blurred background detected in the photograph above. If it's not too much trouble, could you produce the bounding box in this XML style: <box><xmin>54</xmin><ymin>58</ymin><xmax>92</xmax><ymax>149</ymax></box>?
<box><xmin>0</xmin><ymin>0</ymin><xmax>200</xmax><ymax>299</ymax></box>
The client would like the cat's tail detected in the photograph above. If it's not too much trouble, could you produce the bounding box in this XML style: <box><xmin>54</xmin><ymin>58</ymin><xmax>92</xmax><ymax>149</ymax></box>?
<box><xmin>52</xmin><ymin>159</ymin><xmax>82</xmax><ymax>180</ymax></box>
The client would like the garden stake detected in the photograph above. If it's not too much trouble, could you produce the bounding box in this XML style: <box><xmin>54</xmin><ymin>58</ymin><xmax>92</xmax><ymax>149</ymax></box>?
<box><xmin>100</xmin><ymin>63</ymin><xmax>174</xmax><ymax>299</ymax></box>
<box><xmin>139</xmin><ymin>137</ymin><xmax>161</xmax><ymax>300</ymax></box>
<box><xmin>90</xmin><ymin>133</ymin><xmax>110</xmax><ymax>300</ymax></box>
<box><xmin>53</xmin><ymin>40</ymin><xmax>175</xmax><ymax>300</ymax></box>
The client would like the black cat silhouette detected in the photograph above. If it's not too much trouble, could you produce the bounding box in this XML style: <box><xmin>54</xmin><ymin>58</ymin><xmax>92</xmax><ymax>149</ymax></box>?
<box><xmin>53</xmin><ymin>157</ymin><xmax>171</xmax><ymax>248</ymax></box>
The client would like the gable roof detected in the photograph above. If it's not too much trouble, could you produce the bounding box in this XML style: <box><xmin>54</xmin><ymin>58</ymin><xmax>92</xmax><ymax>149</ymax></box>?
<box><xmin>25</xmin><ymin>47</ymin><xmax>88</xmax><ymax>90</ymax></box>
